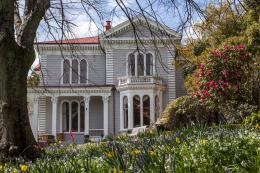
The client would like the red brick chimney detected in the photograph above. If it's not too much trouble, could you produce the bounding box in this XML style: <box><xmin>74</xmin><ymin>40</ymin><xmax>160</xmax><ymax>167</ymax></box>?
<box><xmin>105</xmin><ymin>20</ymin><xmax>111</xmax><ymax>31</ymax></box>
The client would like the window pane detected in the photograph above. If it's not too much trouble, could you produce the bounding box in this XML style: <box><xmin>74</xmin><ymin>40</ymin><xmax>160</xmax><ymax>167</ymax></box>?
<box><xmin>137</xmin><ymin>54</ymin><xmax>144</xmax><ymax>76</ymax></box>
<box><xmin>128</xmin><ymin>54</ymin><xmax>135</xmax><ymax>76</ymax></box>
<box><xmin>155</xmin><ymin>95</ymin><xmax>160</xmax><ymax>121</ymax></box>
<box><xmin>72</xmin><ymin>60</ymin><xmax>78</xmax><ymax>83</ymax></box>
<box><xmin>63</xmin><ymin>60</ymin><xmax>70</xmax><ymax>84</ymax></box>
<box><xmin>62</xmin><ymin>102</ymin><xmax>69</xmax><ymax>132</ymax></box>
<box><xmin>133</xmin><ymin>95</ymin><xmax>140</xmax><ymax>127</ymax></box>
<box><xmin>80</xmin><ymin>60</ymin><xmax>87</xmax><ymax>83</ymax></box>
<box><xmin>71</xmin><ymin>102</ymin><xmax>78</xmax><ymax>131</ymax></box>
<box><xmin>123</xmin><ymin>96</ymin><xmax>128</xmax><ymax>129</ymax></box>
<box><xmin>146</xmin><ymin>53</ymin><xmax>153</xmax><ymax>75</ymax></box>
<box><xmin>143</xmin><ymin>95</ymin><xmax>150</xmax><ymax>125</ymax></box>
<box><xmin>80</xmin><ymin>102</ymin><xmax>85</xmax><ymax>132</ymax></box>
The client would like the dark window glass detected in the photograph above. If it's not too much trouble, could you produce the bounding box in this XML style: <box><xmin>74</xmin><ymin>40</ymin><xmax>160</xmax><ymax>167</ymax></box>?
<box><xmin>63</xmin><ymin>60</ymin><xmax>70</xmax><ymax>84</ymax></box>
<box><xmin>71</xmin><ymin>102</ymin><xmax>78</xmax><ymax>131</ymax></box>
<box><xmin>128</xmin><ymin>54</ymin><xmax>135</xmax><ymax>76</ymax></box>
<box><xmin>133</xmin><ymin>95</ymin><xmax>140</xmax><ymax>127</ymax></box>
<box><xmin>80</xmin><ymin>102</ymin><xmax>85</xmax><ymax>132</ymax></box>
<box><xmin>62</xmin><ymin>102</ymin><xmax>69</xmax><ymax>132</ymax></box>
<box><xmin>155</xmin><ymin>95</ymin><xmax>160</xmax><ymax>121</ymax></box>
<box><xmin>72</xmin><ymin>60</ymin><xmax>78</xmax><ymax>83</ymax></box>
<box><xmin>137</xmin><ymin>54</ymin><xmax>144</xmax><ymax>76</ymax></box>
<box><xmin>80</xmin><ymin>60</ymin><xmax>87</xmax><ymax>83</ymax></box>
<box><xmin>143</xmin><ymin>95</ymin><xmax>150</xmax><ymax>125</ymax></box>
<box><xmin>123</xmin><ymin>96</ymin><xmax>128</xmax><ymax>129</ymax></box>
<box><xmin>146</xmin><ymin>53</ymin><xmax>153</xmax><ymax>75</ymax></box>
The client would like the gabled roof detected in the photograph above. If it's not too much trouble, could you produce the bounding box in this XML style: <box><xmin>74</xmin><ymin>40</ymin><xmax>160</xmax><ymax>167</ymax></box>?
<box><xmin>37</xmin><ymin>36</ymin><xmax>99</xmax><ymax>44</ymax></box>
<box><xmin>36</xmin><ymin>15</ymin><xmax>180</xmax><ymax>45</ymax></box>
<box><xmin>101</xmin><ymin>14</ymin><xmax>181</xmax><ymax>39</ymax></box>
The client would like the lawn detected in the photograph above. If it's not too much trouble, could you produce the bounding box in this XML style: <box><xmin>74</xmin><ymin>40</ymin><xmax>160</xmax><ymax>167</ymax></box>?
<box><xmin>1</xmin><ymin>125</ymin><xmax>260</xmax><ymax>173</ymax></box>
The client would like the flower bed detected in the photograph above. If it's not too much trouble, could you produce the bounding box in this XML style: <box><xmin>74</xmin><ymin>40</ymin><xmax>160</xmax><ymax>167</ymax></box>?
<box><xmin>1</xmin><ymin>125</ymin><xmax>260</xmax><ymax>172</ymax></box>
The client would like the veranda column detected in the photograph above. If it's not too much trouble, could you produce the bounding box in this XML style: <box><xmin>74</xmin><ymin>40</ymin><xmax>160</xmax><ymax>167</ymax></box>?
<box><xmin>149</xmin><ymin>94</ymin><xmax>155</xmax><ymax>124</ymax></box>
<box><xmin>84</xmin><ymin>96</ymin><xmax>90</xmax><ymax>135</ymax></box>
<box><xmin>51</xmin><ymin>96</ymin><xmax>58</xmax><ymax>138</ymax></box>
<box><xmin>32</xmin><ymin>96</ymin><xmax>39</xmax><ymax>140</ymax></box>
<box><xmin>119</xmin><ymin>94</ymin><xmax>124</xmax><ymax>131</ymax></box>
<box><xmin>102</xmin><ymin>95</ymin><xmax>109</xmax><ymax>136</ymax></box>
<box><xmin>128</xmin><ymin>94</ymin><xmax>133</xmax><ymax>129</ymax></box>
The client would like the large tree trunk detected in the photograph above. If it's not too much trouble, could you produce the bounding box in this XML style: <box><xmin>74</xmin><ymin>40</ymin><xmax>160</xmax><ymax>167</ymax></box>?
<box><xmin>0</xmin><ymin>37</ymin><xmax>39</xmax><ymax>159</ymax></box>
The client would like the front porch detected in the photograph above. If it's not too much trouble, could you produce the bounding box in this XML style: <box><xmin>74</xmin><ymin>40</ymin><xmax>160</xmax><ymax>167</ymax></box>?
<box><xmin>28</xmin><ymin>86</ymin><xmax>112</xmax><ymax>143</ymax></box>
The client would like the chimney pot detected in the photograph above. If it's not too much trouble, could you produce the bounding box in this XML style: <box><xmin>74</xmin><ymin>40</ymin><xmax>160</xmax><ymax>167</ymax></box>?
<box><xmin>105</xmin><ymin>20</ymin><xmax>111</xmax><ymax>31</ymax></box>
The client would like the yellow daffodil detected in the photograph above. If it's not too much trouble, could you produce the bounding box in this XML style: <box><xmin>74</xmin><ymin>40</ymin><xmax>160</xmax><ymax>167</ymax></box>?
<box><xmin>113</xmin><ymin>167</ymin><xmax>123</xmax><ymax>173</ymax></box>
<box><xmin>20</xmin><ymin>164</ymin><xmax>28</xmax><ymax>172</ymax></box>
<box><xmin>149</xmin><ymin>151</ymin><xmax>156</xmax><ymax>156</ymax></box>
<box><xmin>199</xmin><ymin>140</ymin><xmax>206</xmax><ymax>145</ymax></box>
<box><xmin>175</xmin><ymin>137</ymin><xmax>181</xmax><ymax>143</ymax></box>
<box><xmin>0</xmin><ymin>165</ymin><xmax>3</xmax><ymax>171</ymax></box>
<box><xmin>131</xmin><ymin>149</ymin><xmax>141</xmax><ymax>156</ymax></box>
<box><xmin>12</xmin><ymin>169</ymin><xmax>18</xmax><ymax>173</ymax></box>
<box><xmin>104</xmin><ymin>151</ymin><xmax>113</xmax><ymax>158</ymax></box>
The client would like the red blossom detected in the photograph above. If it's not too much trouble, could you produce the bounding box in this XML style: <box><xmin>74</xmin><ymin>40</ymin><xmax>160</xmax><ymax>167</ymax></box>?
<box><xmin>199</xmin><ymin>64</ymin><xmax>205</xmax><ymax>69</ymax></box>
<box><xmin>234</xmin><ymin>44</ymin><xmax>245</xmax><ymax>49</ymax></box>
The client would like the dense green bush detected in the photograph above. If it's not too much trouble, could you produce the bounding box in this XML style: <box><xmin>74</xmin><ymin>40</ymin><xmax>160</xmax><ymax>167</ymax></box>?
<box><xmin>244</xmin><ymin>111</ymin><xmax>260</xmax><ymax>127</ymax></box>
<box><xmin>1</xmin><ymin>126</ymin><xmax>259</xmax><ymax>172</ymax></box>
<box><xmin>156</xmin><ymin>95</ymin><xmax>223</xmax><ymax>130</ymax></box>
<box><xmin>156</xmin><ymin>96</ymin><xmax>257</xmax><ymax>130</ymax></box>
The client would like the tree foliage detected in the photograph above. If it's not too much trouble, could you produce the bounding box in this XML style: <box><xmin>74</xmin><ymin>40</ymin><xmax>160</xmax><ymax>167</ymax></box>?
<box><xmin>180</xmin><ymin>0</ymin><xmax>260</xmax><ymax>107</ymax></box>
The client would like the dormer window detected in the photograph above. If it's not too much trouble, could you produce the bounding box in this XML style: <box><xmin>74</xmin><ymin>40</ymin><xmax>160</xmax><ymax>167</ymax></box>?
<box><xmin>128</xmin><ymin>52</ymin><xmax>154</xmax><ymax>76</ymax></box>
<box><xmin>62</xmin><ymin>59</ymin><xmax>88</xmax><ymax>84</ymax></box>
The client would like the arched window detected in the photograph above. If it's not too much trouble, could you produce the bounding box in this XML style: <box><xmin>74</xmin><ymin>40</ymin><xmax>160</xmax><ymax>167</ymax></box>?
<box><xmin>146</xmin><ymin>53</ymin><xmax>153</xmax><ymax>76</ymax></box>
<box><xmin>143</xmin><ymin>95</ymin><xmax>150</xmax><ymax>125</ymax></box>
<box><xmin>71</xmin><ymin>101</ymin><xmax>78</xmax><ymax>131</ymax></box>
<box><xmin>80</xmin><ymin>102</ymin><xmax>85</xmax><ymax>132</ymax></box>
<box><xmin>137</xmin><ymin>54</ymin><xmax>144</xmax><ymax>76</ymax></box>
<box><xmin>72</xmin><ymin>59</ymin><xmax>78</xmax><ymax>83</ymax></box>
<box><xmin>62</xmin><ymin>102</ymin><xmax>70</xmax><ymax>132</ymax></box>
<box><xmin>123</xmin><ymin>96</ymin><xmax>128</xmax><ymax>129</ymax></box>
<box><xmin>63</xmin><ymin>60</ymin><xmax>70</xmax><ymax>84</ymax></box>
<box><xmin>128</xmin><ymin>54</ymin><xmax>135</xmax><ymax>76</ymax></box>
<box><xmin>155</xmin><ymin>95</ymin><xmax>160</xmax><ymax>121</ymax></box>
<box><xmin>133</xmin><ymin>95</ymin><xmax>140</xmax><ymax>127</ymax></box>
<box><xmin>80</xmin><ymin>60</ymin><xmax>87</xmax><ymax>83</ymax></box>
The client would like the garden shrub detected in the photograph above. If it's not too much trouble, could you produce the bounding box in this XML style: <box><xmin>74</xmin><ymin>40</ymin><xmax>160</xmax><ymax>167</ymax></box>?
<box><xmin>156</xmin><ymin>96</ymin><xmax>224</xmax><ymax>130</ymax></box>
<box><xmin>243</xmin><ymin>111</ymin><xmax>260</xmax><ymax>127</ymax></box>
<box><xmin>193</xmin><ymin>44</ymin><xmax>253</xmax><ymax>104</ymax></box>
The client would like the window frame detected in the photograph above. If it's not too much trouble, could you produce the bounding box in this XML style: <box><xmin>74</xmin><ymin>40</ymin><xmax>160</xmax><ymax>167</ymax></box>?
<box><xmin>60</xmin><ymin>100</ymin><xmax>85</xmax><ymax>133</ymax></box>
<box><xmin>127</xmin><ymin>51</ymin><xmax>155</xmax><ymax>77</ymax></box>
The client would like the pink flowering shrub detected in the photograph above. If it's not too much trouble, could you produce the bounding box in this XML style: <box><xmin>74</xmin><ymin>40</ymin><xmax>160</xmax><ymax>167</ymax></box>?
<box><xmin>193</xmin><ymin>44</ymin><xmax>252</xmax><ymax>104</ymax></box>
